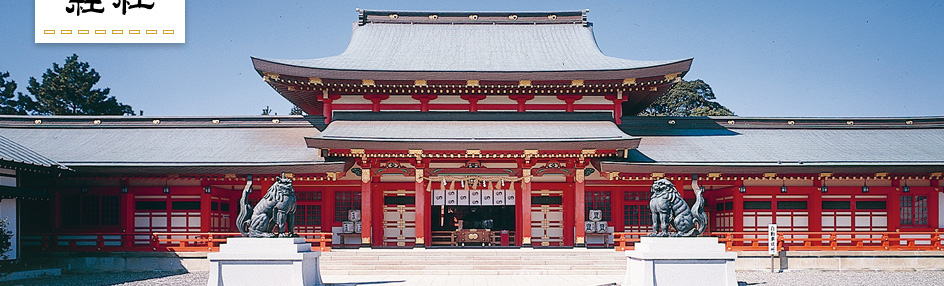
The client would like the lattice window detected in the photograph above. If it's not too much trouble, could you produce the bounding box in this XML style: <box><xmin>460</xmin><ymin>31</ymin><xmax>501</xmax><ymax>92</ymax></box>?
<box><xmin>210</xmin><ymin>199</ymin><xmax>232</xmax><ymax>232</ymax></box>
<box><xmin>900</xmin><ymin>195</ymin><xmax>929</xmax><ymax>227</ymax></box>
<box><xmin>623</xmin><ymin>204</ymin><xmax>652</xmax><ymax>232</ymax></box>
<box><xmin>334</xmin><ymin>191</ymin><xmax>361</xmax><ymax>222</ymax></box>
<box><xmin>822</xmin><ymin>198</ymin><xmax>888</xmax><ymax>232</ymax></box>
<box><xmin>64</xmin><ymin>194</ymin><xmax>120</xmax><ymax>227</ymax></box>
<box><xmin>712</xmin><ymin>199</ymin><xmax>734</xmax><ymax>232</ymax></box>
<box><xmin>585</xmin><ymin>191</ymin><xmax>612</xmax><ymax>221</ymax></box>
<box><xmin>296</xmin><ymin>190</ymin><xmax>323</xmax><ymax>202</ymax></box>
<box><xmin>295</xmin><ymin>205</ymin><xmax>322</xmax><ymax>227</ymax></box>
<box><xmin>624</xmin><ymin>191</ymin><xmax>648</xmax><ymax>201</ymax></box>
<box><xmin>101</xmin><ymin>196</ymin><xmax>120</xmax><ymax>226</ymax></box>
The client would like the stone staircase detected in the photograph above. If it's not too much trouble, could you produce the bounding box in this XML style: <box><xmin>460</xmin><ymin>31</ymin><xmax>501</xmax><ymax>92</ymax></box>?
<box><xmin>320</xmin><ymin>248</ymin><xmax>627</xmax><ymax>275</ymax></box>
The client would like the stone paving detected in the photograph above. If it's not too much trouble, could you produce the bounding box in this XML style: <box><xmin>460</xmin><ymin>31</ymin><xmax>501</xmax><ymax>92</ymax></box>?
<box><xmin>3</xmin><ymin>270</ymin><xmax>944</xmax><ymax>286</ymax></box>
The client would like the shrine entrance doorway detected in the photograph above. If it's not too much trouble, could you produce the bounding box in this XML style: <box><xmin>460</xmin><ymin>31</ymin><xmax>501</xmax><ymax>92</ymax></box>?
<box><xmin>429</xmin><ymin>188</ymin><xmax>518</xmax><ymax>247</ymax></box>
<box><xmin>431</xmin><ymin>205</ymin><xmax>516</xmax><ymax>247</ymax></box>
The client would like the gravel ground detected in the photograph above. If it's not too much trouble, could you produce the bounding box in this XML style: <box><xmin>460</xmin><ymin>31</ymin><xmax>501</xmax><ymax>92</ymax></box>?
<box><xmin>3</xmin><ymin>270</ymin><xmax>944</xmax><ymax>286</ymax></box>
<box><xmin>736</xmin><ymin>270</ymin><xmax>944</xmax><ymax>286</ymax></box>
<box><xmin>0</xmin><ymin>271</ymin><xmax>200</xmax><ymax>286</ymax></box>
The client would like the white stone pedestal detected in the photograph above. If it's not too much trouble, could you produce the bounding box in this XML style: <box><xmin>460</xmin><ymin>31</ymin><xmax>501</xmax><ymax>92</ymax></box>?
<box><xmin>625</xmin><ymin>237</ymin><xmax>737</xmax><ymax>286</ymax></box>
<box><xmin>207</xmin><ymin>237</ymin><xmax>322</xmax><ymax>286</ymax></box>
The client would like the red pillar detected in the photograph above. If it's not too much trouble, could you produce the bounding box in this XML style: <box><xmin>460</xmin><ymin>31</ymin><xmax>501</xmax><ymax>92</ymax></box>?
<box><xmin>519</xmin><ymin>167</ymin><xmax>533</xmax><ymax>247</ymax></box>
<box><xmin>574</xmin><ymin>161</ymin><xmax>587</xmax><ymax>247</ymax></box>
<box><xmin>509</xmin><ymin>95</ymin><xmax>533</xmax><ymax>112</ymax></box>
<box><xmin>360</xmin><ymin>167</ymin><xmax>373</xmax><ymax>247</ymax></box>
<box><xmin>733</xmin><ymin>182</ymin><xmax>744</xmax><ymax>232</ymax></box>
<box><xmin>364</xmin><ymin>94</ymin><xmax>389</xmax><ymax>112</ymax></box>
<box><xmin>323</xmin><ymin>94</ymin><xmax>341</xmax><ymax>124</ymax></box>
<box><xmin>461</xmin><ymin>95</ymin><xmax>487</xmax><ymax>112</ymax></box>
<box><xmin>613</xmin><ymin>185</ymin><xmax>625</xmax><ymax>232</ymax></box>
<box><xmin>371</xmin><ymin>182</ymin><xmax>383</xmax><ymax>247</ymax></box>
<box><xmin>200</xmin><ymin>187</ymin><xmax>211</xmax><ymax>232</ymax></box>
<box><xmin>563</xmin><ymin>181</ymin><xmax>575</xmax><ymax>247</ymax></box>
<box><xmin>810</xmin><ymin>180</ymin><xmax>823</xmax><ymax>233</ymax></box>
<box><xmin>414</xmin><ymin>160</ymin><xmax>428</xmax><ymax>247</ymax></box>
<box><xmin>889</xmin><ymin>182</ymin><xmax>902</xmax><ymax>232</ymax></box>
<box><xmin>323</xmin><ymin>188</ymin><xmax>335</xmax><ymax>233</ymax></box>
<box><xmin>930</xmin><ymin>180</ymin><xmax>941</xmax><ymax>228</ymax></box>
<box><xmin>557</xmin><ymin>95</ymin><xmax>583</xmax><ymax>112</ymax></box>
<box><xmin>412</xmin><ymin>94</ymin><xmax>437</xmax><ymax>112</ymax></box>
<box><xmin>605</xmin><ymin>93</ymin><xmax>627</xmax><ymax>124</ymax></box>
<box><xmin>120</xmin><ymin>187</ymin><xmax>134</xmax><ymax>248</ymax></box>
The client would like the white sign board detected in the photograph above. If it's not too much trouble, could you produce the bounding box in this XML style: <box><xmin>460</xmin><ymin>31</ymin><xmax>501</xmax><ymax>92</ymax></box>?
<box><xmin>446</xmin><ymin>190</ymin><xmax>458</xmax><ymax>205</ymax></box>
<box><xmin>493</xmin><ymin>190</ymin><xmax>505</xmax><ymax>205</ymax></box>
<box><xmin>767</xmin><ymin>224</ymin><xmax>778</xmax><ymax>256</ymax></box>
<box><xmin>36</xmin><ymin>0</ymin><xmax>186</xmax><ymax>43</ymax></box>
<box><xmin>481</xmin><ymin>190</ymin><xmax>494</xmax><ymax>206</ymax></box>
<box><xmin>432</xmin><ymin>190</ymin><xmax>445</xmax><ymax>205</ymax></box>
<box><xmin>457</xmin><ymin>190</ymin><xmax>470</xmax><ymax>205</ymax></box>
<box><xmin>470</xmin><ymin>190</ymin><xmax>482</xmax><ymax>205</ymax></box>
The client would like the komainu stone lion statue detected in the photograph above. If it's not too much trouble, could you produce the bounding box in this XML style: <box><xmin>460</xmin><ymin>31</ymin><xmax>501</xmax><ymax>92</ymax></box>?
<box><xmin>647</xmin><ymin>178</ymin><xmax>708</xmax><ymax>237</ymax></box>
<box><xmin>236</xmin><ymin>175</ymin><xmax>298</xmax><ymax>238</ymax></box>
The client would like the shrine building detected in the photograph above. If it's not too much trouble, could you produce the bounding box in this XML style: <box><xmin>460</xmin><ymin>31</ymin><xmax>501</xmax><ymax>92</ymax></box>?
<box><xmin>0</xmin><ymin>10</ymin><xmax>942</xmax><ymax>256</ymax></box>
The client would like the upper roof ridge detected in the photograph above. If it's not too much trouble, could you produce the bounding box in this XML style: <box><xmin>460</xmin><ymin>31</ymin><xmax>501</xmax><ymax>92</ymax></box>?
<box><xmin>356</xmin><ymin>9</ymin><xmax>589</xmax><ymax>26</ymax></box>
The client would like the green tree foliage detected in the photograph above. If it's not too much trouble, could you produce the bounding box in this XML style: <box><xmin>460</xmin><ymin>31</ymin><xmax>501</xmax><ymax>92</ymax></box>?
<box><xmin>0</xmin><ymin>72</ymin><xmax>30</xmax><ymax>115</ymax></box>
<box><xmin>0</xmin><ymin>218</ymin><xmax>12</xmax><ymax>260</ymax></box>
<box><xmin>261</xmin><ymin>106</ymin><xmax>274</xmax><ymax>115</ymax></box>
<box><xmin>21</xmin><ymin>54</ymin><xmax>133</xmax><ymax>115</ymax></box>
<box><xmin>290</xmin><ymin>106</ymin><xmax>305</xmax><ymax>115</ymax></box>
<box><xmin>639</xmin><ymin>79</ymin><xmax>734</xmax><ymax>116</ymax></box>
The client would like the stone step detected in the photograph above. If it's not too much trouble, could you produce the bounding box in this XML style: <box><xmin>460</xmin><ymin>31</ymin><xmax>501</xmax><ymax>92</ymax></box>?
<box><xmin>317</xmin><ymin>249</ymin><xmax>627</xmax><ymax>275</ymax></box>
<box><xmin>320</xmin><ymin>256</ymin><xmax>624</xmax><ymax>261</ymax></box>
<box><xmin>320</xmin><ymin>264</ymin><xmax>626</xmax><ymax>271</ymax></box>
<box><xmin>320</xmin><ymin>269</ymin><xmax>626</xmax><ymax>276</ymax></box>
<box><xmin>321</xmin><ymin>258</ymin><xmax>626</xmax><ymax>265</ymax></box>
<box><xmin>324</xmin><ymin>250</ymin><xmax>621</xmax><ymax>255</ymax></box>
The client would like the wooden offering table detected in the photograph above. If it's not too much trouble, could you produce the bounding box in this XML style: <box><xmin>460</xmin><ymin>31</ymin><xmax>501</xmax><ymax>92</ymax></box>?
<box><xmin>337</xmin><ymin>233</ymin><xmax>362</xmax><ymax>248</ymax></box>
<box><xmin>454</xmin><ymin>229</ymin><xmax>491</xmax><ymax>246</ymax></box>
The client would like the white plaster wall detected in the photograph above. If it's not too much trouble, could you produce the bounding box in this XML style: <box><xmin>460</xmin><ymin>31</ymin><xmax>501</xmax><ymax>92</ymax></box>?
<box><xmin>0</xmin><ymin>198</ymin><xmax>16</xmax><ymax>260</ymax></box>
<box><xmin>939</xmin><ymin>192</ymin><xmax>944</xmax><ymax>228</ymax></box>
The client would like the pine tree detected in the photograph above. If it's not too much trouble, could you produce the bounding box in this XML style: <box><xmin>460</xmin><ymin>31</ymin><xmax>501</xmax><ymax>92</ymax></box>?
<box><xmin>0</xmin><ymin>71</ymin><xmax>29</xmax><ymax>115</ymax></box>
<box><xmin>21</xmin><ymin>54</ymin><xmax>133</xmax><ymax>115</ymax></box>
<box><xmin>639</xmin><ymin>79</ymin><xmax>734</xmax><ymax>116</ymax></box>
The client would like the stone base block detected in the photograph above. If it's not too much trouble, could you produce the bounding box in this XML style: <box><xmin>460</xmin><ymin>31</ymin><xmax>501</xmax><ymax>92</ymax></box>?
<box><xmin>207</xmin><ymin>237</ymin><xmax>322</xmax><ymax>286</ymax></box>
<box><xmin>625</xmin><ymin>237</ymin><xmax>737</xmax><ymax>286</ymax></box>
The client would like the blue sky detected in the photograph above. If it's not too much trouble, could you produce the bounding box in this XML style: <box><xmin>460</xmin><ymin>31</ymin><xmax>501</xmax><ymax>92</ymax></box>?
<box><xmin>1</xmin><ymin>1</ymin><xmax>942</xmax><ymax>117</ymax></box>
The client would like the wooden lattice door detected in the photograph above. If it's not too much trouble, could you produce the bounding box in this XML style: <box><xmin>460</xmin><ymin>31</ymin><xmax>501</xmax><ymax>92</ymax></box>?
<box><xmin>382</xmin><ymin>190</ymin><xmax>416</xmax><ymax>247</ymax></box>
<box><xmin>530</xmin><ymin>190</ymin><xmax>564</xmax><ymax>247</ymax></box>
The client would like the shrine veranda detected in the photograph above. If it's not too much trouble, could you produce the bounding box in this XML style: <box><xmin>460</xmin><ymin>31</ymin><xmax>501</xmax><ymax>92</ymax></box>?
<box><xmin>0</xmin><ymin>10</ymin><xmax>941</xmax><ymax>259</ymax></box>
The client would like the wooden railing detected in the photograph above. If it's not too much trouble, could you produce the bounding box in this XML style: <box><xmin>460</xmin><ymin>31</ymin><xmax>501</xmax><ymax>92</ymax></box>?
<box><xmin>22</xmin><ymin>233</ymin><xmax>150</xmax><ymax>251</ymax></box>
<box><xmin>614</xmin><ymin>231</ymin><xmax>944</xmax><ymax>251</ymax></box>
<box><xmin>152</xmin><ymin>232</ymin><xmax>332</xmax><ymax>252</ymax></box>
<box><xmin>613</xmin><ymin>232</ymin><xmax>648</xmax><ymax>251</ymax></box>
<box><xmin>430</xmin><ymin>230</ymin><xmax>516</xmax><ymax>246</ymax></box>
<box><xmin>23</xmin><ymin>232</ymin><xmax>333</xmax><ymax>252</ymax></box>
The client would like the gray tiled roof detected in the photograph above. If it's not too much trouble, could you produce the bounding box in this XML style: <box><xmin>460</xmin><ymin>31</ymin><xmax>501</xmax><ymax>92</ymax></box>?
<box><xmin>262</xmin><ymin>23</ymin><xmax>684</xmax><ymax>72</ymax></box>
<box><xmin>631</xmin><ymin>128</ymin><xmax>944</xmax><ymax>164</ymax></box>
<box><xmin>307</xmin><ymin>120</ymin><xmax>639</xmax><ymax>150</ymax></box>
<box><xmin>0</xmin><ymin>135</ymin><xmax>68</xmax><ymax>170</ymax></box>
<box><xmin>0</xmin><ymin>116</ymin><xmax>341</xmax><ymax>174</ymax></box>
<box><xmin>603</xmin><ymin>117</ymin><xmax>944</xmax><ymax>173</ymax></box>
